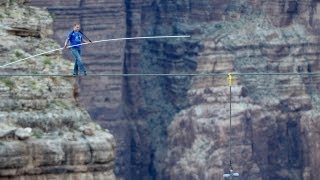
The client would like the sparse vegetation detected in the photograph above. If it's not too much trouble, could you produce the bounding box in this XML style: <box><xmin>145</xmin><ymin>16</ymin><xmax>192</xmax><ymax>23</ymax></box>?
<box><xmin>32</xmin><ymin>131</ymin><xmax>43</xmax><ymax>139</ymax></box>
<box><xmin>1</xmin><ymin>78</ymin><xmax>15</xmax><ymax>89</ymax></box>
<box><xmin>31</xmin><ymin>81</ymin><xmax>37</xmax><ymax>90</ymax></box>
<box><xmin>42</xmin><ymin>56</ymin><xmax>52</xmax><ymax>66</ymax></box>
<box><xmin>63</xmin><ymin>60</ymin><xmax>72</xmax><ymax>66</ymax></box>
<box><xmin>31</xmin><ymin>71</ymin><xmax>39</xmax><ymax>74</ymax></box>
<box><xmin>38</xmin><ymin>88</ymin><xmax>44</xmax><ymax>94</ymax></box>
<box><xmin>54</xmin><ymin>99</ymin><xmax>68</xmax><ymax>109</ymax></box>
<box><xmin>14</xmin><ymin>50</ymin><xmax>24</xmax><ymax>58</ymax></box>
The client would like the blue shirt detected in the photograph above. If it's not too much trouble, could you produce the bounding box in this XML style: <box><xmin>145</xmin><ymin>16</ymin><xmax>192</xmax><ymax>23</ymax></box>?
<box><xmin>67</xmin><ymin>31</ymin><xmax>82</xmax><ymax>49</ymax></box>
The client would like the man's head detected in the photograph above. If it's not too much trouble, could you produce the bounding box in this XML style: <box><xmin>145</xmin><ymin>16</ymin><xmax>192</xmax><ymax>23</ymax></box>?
<box><xmin>73</xmin><ymin>22</ymin><xmax>81</xmax><ymax>32</ymax></box>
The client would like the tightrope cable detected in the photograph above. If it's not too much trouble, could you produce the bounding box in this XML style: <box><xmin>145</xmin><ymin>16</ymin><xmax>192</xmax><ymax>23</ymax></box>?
<box><xmin>0</xmin><ymin>72</ymin><xmax>320</xmax><ymax>77</ymax></box>
<box><xmin>0</xmin><ymin>35</ymin><xmax>190</xmax><ymax>68</ymax></box>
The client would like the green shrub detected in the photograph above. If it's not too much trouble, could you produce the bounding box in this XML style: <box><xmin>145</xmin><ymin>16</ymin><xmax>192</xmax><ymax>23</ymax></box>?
<box><xmin>1</xmin><ymin>78</ymin><xmax>15</xmax><ymax>89</ymax></box>
<box><xmin>32</xmin><ymin>131</ymin><xmax>43</xmax><ymax>139</ymax></box>
<box><xmin>42</xmin><ymin>56</ymin><xmax>52</xmax><ymax>66</ymax></box>
<box><xmin>14</xmin><ymin>51</ymin><xmax>24</xmax><ymax>58</ymax></box>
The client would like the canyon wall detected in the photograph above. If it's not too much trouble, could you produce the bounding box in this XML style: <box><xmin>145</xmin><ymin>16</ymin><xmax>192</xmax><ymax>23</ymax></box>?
<box><xmin>30</xmin><ymin>0</ymin><xmax>320</xmax><ymax>179</ymax></box>
<box><xmin>0</xmin><ymin>1</ymin><xmax>116</xmax><ymax>179</ymax></box>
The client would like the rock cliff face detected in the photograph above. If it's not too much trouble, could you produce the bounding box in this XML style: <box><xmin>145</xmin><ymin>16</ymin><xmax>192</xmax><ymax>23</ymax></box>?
<box><xmin>30</xmin><ymin>0</ymin><xmax>320</xmax><ymax>180</ymax></box>
<box><xmin>29</xmin><ymin>0</ymin><xmax>126</xmax><ymax>121</ymax></box>
<box><xmin>163</xmin><ymin>15</ymin><xmax>320</xmax><ymax>180</ymax></box>
<box><xmin>156</xmin><ymin>1</ymin><xmax>320</xmax><ymax>180</ymax></box>
<box><xmin>0</xmin><ymin>1</ymin><xmax>115</xmax><ymax>179</ymax></box>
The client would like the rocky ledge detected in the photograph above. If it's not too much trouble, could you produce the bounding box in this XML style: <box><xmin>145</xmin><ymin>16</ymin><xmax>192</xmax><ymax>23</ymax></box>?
<box><xmin>0</xmin><ymin>0</ymin><xmax>115</xmax><ymax>179</ymax></box>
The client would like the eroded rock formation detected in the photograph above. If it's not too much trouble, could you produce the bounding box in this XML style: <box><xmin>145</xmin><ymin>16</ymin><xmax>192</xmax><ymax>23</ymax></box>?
<box><xmin>30</xmin><ymin>0</ymin><xmax>320</xmax><ymax>179</ymax></box>
<box><xmin>0</xmin><ymin>1</ymin><xmax>116</xmax><ymax>179</ymax></box>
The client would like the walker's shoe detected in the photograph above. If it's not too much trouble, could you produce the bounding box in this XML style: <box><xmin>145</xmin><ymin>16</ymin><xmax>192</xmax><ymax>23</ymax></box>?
<box><xmin>73</xmin><ymin>73</ymin><xmax>78</xmax><ymax>76</ymax></box>
<box><xmin>84</xmin><ymin>71</ymin><xmax>87</xmax><ymax>76</ymax></box>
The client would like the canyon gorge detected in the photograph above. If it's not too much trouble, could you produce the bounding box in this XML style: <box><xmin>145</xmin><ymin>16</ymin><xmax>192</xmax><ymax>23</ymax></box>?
<box><xmin>1</xmin><ymin>0</ymin><xmax>320</xmax><ymax>179</ymax></box>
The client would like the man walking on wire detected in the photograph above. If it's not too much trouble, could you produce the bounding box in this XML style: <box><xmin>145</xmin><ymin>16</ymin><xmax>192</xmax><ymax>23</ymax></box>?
<box><xmin>64</xmin><ymin>22</ymin><xmax>91</xmax><ymax>76</ymax></box>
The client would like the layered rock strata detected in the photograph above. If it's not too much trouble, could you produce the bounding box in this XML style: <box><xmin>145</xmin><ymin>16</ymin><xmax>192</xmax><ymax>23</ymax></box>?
<box><xmin>30</xmin><ymin>0</ymin><xmax>320</xmax><ymax>180</ymax></box>
<box><xmin>0</xmin><ymin>1</ymin><xmax>115</xmax><ymax>179</ymax></box>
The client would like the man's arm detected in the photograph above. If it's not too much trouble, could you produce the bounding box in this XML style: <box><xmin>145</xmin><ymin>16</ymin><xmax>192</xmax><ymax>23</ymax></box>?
<box><xmin>63</xmin><ymin>39</ymin><xmax>69</xmax><ymax>49</ymax></box>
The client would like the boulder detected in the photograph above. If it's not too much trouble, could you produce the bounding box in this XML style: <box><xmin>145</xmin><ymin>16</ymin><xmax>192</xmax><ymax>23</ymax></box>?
<box><xmin>14</xmin><ymin>127</ymin><xmax>32</xmax><ymax>140</ymax></box>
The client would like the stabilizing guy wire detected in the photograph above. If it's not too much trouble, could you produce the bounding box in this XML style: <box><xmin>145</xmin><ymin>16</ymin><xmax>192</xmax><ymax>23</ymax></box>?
<box><xmin>223</xmin><ymin>73</ymin><xmax>240</xmax><ymax>179</ymax></box>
